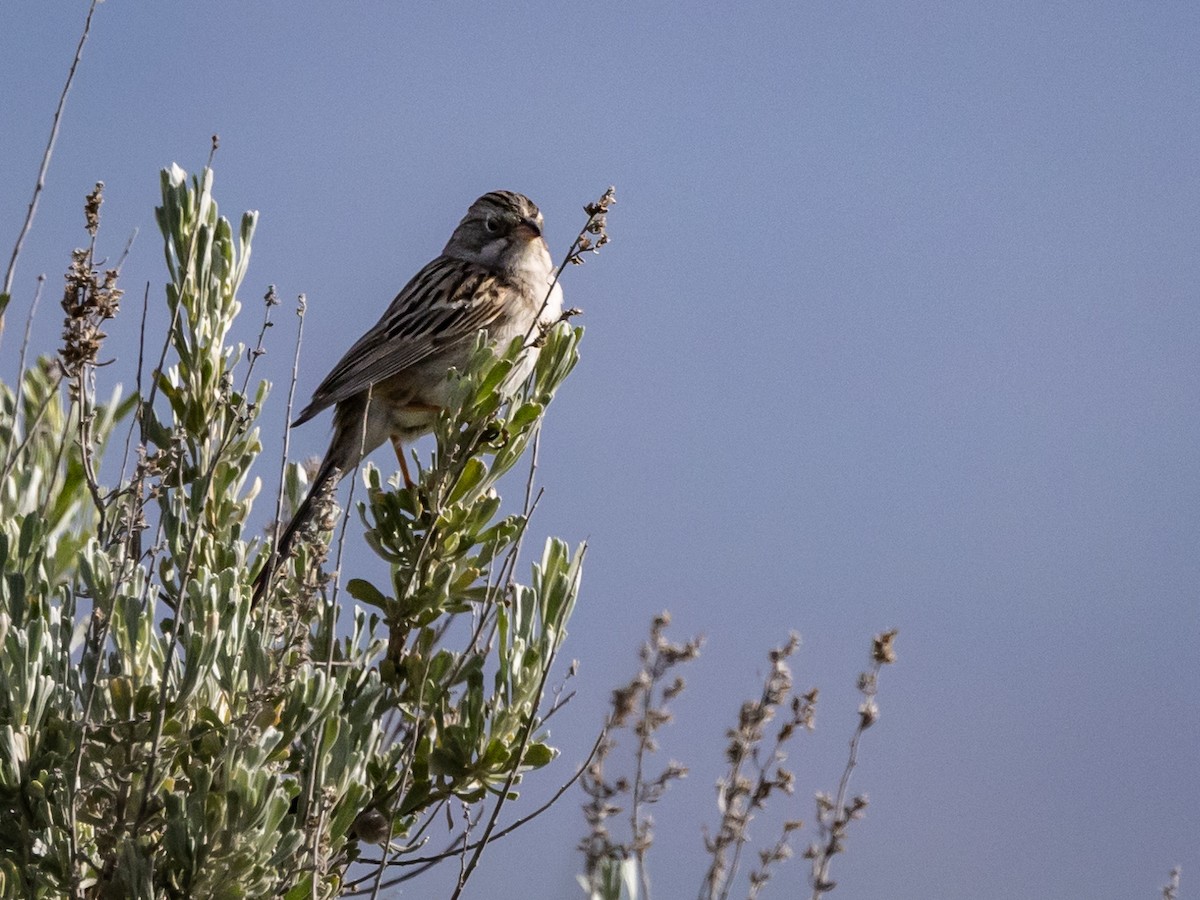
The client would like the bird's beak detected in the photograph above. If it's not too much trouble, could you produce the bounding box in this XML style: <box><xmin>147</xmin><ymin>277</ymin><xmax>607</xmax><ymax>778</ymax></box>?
<box><xmin>517</xmin><ymin>216</ymin><xmax>543</xmax><ymax>238</ymax></box>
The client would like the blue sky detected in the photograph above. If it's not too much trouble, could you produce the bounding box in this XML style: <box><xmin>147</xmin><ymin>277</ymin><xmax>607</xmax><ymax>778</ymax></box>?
<box><xmin>3</xmin><ymin>3</ymin><xmax>1198</xmax><ymax>897</ymax></box>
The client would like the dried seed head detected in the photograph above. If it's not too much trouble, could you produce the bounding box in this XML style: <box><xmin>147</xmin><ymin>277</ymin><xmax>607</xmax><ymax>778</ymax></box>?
<box><xmin>858</xmin><ymin>697</ymin><xmax>879</xmax><ymax>728</ymax></box>
<box><xmin>872</xmin><ymin>628</ymin><xmax>898</xmax><ymax>664</ymax></box>
<box><xmin>84</xmin><ymin>182</ymin><xmax>104</xmax><ymax>235</ymax></box>
<box><xmin>569</xmin><ymin>187</ymin><xmax>616</xmax><ymax>265</ymax></box>
<box><xmin>59</xmin><ymin>197</ymin><xmax>123</xmax><ymax>377</ymax></box>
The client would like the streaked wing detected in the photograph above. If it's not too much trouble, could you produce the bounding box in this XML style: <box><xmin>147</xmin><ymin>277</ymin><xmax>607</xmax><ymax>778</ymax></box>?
<box><xmin>294</xmin><ymin>256</ymin><xmax>515</xmax><ymax>424</ymax></box>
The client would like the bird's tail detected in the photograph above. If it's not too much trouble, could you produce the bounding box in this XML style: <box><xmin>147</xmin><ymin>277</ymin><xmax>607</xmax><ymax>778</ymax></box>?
<box><xmin>251</xmin><ymin>450</ymin><xmax>344</xmax><ymax>605</ymax></box>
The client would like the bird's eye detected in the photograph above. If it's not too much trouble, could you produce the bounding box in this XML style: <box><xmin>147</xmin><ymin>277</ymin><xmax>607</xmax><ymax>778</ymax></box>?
<box><xmin>484</xmin><ymin>216</ymin><xmax>500</xmax><ymax>234</ymax></box>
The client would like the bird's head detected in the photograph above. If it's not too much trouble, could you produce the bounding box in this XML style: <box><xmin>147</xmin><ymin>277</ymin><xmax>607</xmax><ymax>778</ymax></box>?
<box><xmin>443</xmin><ymin>190</ymin><xmax>548</xmax><ymax>272</ymax></box>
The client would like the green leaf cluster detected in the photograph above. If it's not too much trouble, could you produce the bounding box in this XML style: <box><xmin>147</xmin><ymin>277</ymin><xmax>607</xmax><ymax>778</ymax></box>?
<box><xmin>0</xmin><ymin>166</ymin><xmax>584</xmax><ymax>898</ymax></box>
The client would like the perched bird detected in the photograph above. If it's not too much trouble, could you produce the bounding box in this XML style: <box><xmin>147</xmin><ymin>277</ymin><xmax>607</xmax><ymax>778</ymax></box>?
<box><xmin>255</xmin><ymin>190</ymin><xmax>562</xmax><ymax>598</ymax></box>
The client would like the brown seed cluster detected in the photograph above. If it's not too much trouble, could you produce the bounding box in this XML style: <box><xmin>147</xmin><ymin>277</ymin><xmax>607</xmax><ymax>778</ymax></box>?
<box><xmin>60</xmin><ymin>183</ymin><xmax>122</xmax><ymax>378</ymax></box>
<box><xmin>569</xmin><ymin>186</ymin><xmax>616</xmax><ymax>264</ymax></box>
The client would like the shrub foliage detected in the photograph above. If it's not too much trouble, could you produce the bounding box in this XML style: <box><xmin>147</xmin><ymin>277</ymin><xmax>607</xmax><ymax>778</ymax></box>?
<box><xmin>0</xmin><ymin>165</ymin><xmax>585</xmax><ymax>898</ymax></box>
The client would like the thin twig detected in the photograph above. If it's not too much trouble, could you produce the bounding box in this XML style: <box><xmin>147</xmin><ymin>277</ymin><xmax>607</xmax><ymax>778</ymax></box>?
<box><xmin>258</xmin><ymin>292</ymin><xmax>305</xmax><ymax>613</ymax></box>
<box><xmin>15</xmin><ymin>275</ymin><xmax>45</xmax><ymax>395</ymax></box>
<box><xmin>0</xmin><ymin>270</ymin><xmax>46</xmax><ymax>522</ymax></box>
<box><xmin>631</xmin><ymin>663</ymin><xmax>655</xmax><ymax>899</ymax></box>
<box><xmin>1</xmin><ymin>0</ymin><xmax>99</xmax><ymax>346</ymax></box>
<box><xmin>239</xmin><ymin>284</ymin><xmax>276</xmax><ymax>397</ymax></box>
<box><xmin>115</xmin><ymin>284</ymin><xmax>150</xmax><ymax>495</ymax></box>
<box><xmin>523</xmin><ymin>422</ymin><xmax>542</xmax><ymax>509</ymax></box>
